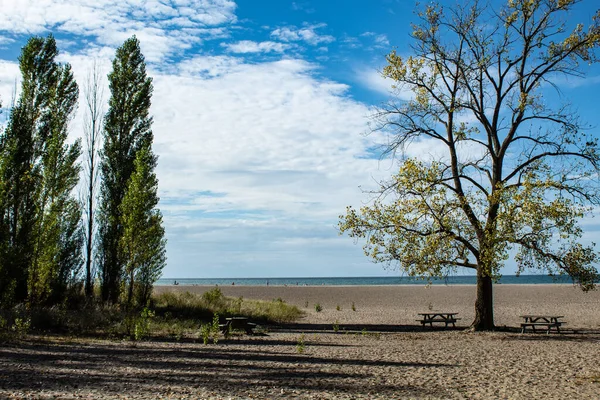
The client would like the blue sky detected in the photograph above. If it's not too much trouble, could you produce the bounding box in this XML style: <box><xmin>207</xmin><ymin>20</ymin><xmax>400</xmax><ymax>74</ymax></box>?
<box><xmin>0</xmin><ymin>0</ymin><xmax>599</xmax><ymax>279</ymax></box>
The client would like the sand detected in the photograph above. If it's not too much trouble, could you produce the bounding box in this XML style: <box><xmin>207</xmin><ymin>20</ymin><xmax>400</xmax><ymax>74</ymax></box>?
<box><xmin>1</xmin><ymin>284</ymin><xmax>599</xmax><ymax>399</ymax></box>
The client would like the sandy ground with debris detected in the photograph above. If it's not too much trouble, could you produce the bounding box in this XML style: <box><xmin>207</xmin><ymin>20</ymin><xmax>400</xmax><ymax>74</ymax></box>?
<box><xmin>1</xmin><ymin>284</ymin><xmax>599</xmax><ymax>399</ymax></box>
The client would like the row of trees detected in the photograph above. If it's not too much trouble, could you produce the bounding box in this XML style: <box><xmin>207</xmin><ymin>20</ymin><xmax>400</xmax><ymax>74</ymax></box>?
<box><xmin>0</xmin><ymin>35</ymin><xmax>166</xmax><ymax>309</ymax></box>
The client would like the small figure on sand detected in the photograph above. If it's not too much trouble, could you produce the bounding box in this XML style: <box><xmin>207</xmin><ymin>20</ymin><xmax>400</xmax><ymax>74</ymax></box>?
<box><xmin>173</xmin><ymin>280</ymin><xmax>179</xmax><ymax>286</ymax></box>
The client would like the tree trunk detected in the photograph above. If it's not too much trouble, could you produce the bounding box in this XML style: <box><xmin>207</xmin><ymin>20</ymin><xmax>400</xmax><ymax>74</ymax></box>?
<box><xmin>127</xmin><ymin>268</ymin><xmax>134</xmax><ymax>308</ymax></box>
<box><xmin>471</xmin><ymin>268</ymin><xmax>494</xmax><ymax>331</ymax></box>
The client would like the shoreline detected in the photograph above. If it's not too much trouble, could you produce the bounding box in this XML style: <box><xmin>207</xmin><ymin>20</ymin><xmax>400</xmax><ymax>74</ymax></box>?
<box><xmin>154</xmin><ymin>284</ymin><xmax>600</xmax><ymax>329</ymax></box>
<box><xmin>155</xmin><ymin>283</ymin><xmax>580</xmax><ymax>288</ymax></box>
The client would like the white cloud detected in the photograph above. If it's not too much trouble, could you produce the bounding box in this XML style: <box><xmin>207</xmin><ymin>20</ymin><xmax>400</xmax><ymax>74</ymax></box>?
<box><xmin>222</xmin><ymin>40</ymin><xmax>291</xmax><ymax>54</ymax></box>
<box><xmin>0</xmin><ymin>0</ymin><xmax>237</xmax><ymax>62</ymax></box>
<box><xmin>4</xmin><ymin>50</ymin><xmax>385</xmax><ymax>277</ymax></box>
<box><xmin>361</xmin><ymin>32</ymin><xmax>390</xmax><ymax>48</ymax></box>
<box><xmin>271</xmin><ymin>23</ymin><xmax>335</xmax><ymax>46</ymax></box>
<box><xmin>356</xmin><ymin>67</ymin><xmax>398</xmax><ymax>97</ymax></box>
<box><xmin>0</xmin><ymin>60</ymin><xmax>21</xmax><ymax>107</ymax></box>
<box><xmin>0</xmin><ymin>2</ymin><xmax>400</xmax><ymax>278</ymax></box>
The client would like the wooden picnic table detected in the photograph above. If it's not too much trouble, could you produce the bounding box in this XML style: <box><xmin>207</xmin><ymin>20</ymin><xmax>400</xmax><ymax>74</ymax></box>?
<box><xmin>519</xmin><ymin>315</ymin><xmax>565</xmax><ymax>334</ymax></box>
<box><xmin>219</xmin><ymin>317</ymin><xmax>257</xmax><ymax>335</ymax></box>
<box><xmin>417</xmin><ymin>312</ymin><xmax>460</xmax><ymax>328</ymax></box>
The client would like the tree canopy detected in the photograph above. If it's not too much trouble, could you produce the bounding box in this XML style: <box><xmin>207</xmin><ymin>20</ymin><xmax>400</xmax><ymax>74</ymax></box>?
<box><xmin>340</xmin><ymin>0</ymin><xmax>600</xmax><ymax>330</ymax></box>
<box><xmin>98</xmin><ymin>36</ymin><xmax>155</xmax><ymax>304</ymax></box>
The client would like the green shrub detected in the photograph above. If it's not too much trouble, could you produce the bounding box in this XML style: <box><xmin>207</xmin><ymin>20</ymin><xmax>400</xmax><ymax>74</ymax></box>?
<box><xmin>202</xmin><ymin>286</ymin><xmax>224</xmax><ymax>306</ymax></box>
<box><xmin>200</xmin><ymin>313</ymin><xmax>220</xmax><ymax>344</ymax></box>
<box><xmin>333</xmin><ymin>320</ymin><xmax>340</xmax><ymax>332</ymax></box>
<box><xmin>134</xmin><ymin>307</ymin><xmax>155</xmax><ymax>341</ymax></box>
<box><xmin>315</xmin><ymin>303</ymin><xmax>322</xmax><ymax>312</ymax></box>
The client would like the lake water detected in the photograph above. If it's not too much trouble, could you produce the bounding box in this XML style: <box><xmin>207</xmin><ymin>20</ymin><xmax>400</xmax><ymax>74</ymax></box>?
<box><xmin>156</xmin><ymin>275</ymin><xmax>576</xmax><ymax>286</ymax></box>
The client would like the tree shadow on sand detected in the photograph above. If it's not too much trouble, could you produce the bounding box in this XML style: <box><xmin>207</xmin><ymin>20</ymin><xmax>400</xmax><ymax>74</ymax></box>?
<box><xmin>0</xmin><ymin>336</ymin><xmax>457</xmax><ymax>398</ymax></box>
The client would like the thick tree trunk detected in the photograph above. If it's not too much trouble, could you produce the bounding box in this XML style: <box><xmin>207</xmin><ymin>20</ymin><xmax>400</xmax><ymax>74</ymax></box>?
<box><xmin>471</xmin><ymin>268</ymin><xmax>494</xmax><ymax>331</ymax></box>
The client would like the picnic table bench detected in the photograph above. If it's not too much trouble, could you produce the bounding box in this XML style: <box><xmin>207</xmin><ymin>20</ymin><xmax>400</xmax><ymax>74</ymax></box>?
<box><xmin>417</xmin><ymin>312</ymin><xmax>460</xmax><ymax>328</ymax></box>
<box><xmin>219</xmin><ymin>317</ymin><xmax>257</xmax><ymax>335</ymax></box>
<box><xmin>520</xmin><ymin>315</ymin><xmax>564</xmax><ymax>334</ymax></box>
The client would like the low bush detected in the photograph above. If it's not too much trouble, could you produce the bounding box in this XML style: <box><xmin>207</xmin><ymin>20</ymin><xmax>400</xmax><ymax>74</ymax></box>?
<box><xmin>0</xmin><ymin>286</ymin><xmax>304</xmax><ymax>341</ymax></box>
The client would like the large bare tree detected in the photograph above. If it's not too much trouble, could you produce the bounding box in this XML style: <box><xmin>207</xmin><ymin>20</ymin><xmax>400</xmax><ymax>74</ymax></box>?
<box><xmin>340</xmin><ymin>0</ymin><xmax>600</xmax><ymax>330</ymax></box>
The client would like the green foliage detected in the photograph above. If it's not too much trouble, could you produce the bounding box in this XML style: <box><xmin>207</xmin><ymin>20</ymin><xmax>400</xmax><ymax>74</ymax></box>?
<box><xmin>199</xmin><ymin>313</ymin><xmax>220</xmax><ymax>345</ymax></box>
<box><xmin>98</xmin><ymin>35</ymin><xmax>154</xmax><ymax>305</ymax></box>
<box><xmin>120</xmin><ymin>145</ymin><xmax>166</xmax><ymax>308</ymax></box>
<box><xmin>332</xmin><ymin>320</ymin><xmax>340</xmax><ymax>332</ymax></box>
<box><xmin>296</xmin><ymin>334</ymin><xmax>306</xmax><ymax>354</ymax></box>
<box><xmin>153</xmin><ymin>290</ymin><xmax>304</xmax><ymax>324</ymax></box>
<box><xmin>134</xmin><ymin>307</ymin><xmax>154</xmax><ymax>341</ymax></box>
<box><xmin>314</xmin><ymin>303</ymin><xmax>323</xmax><ymax>312</ymax></box>
<box><xmin>336</xmin><ymin>304</ymin><xmax>341</xmax><ymax>311</ymax></box>
<box><xmin>351</xmin><ymin>302</ymin><xmax>356</xmax><ymax>312</ymax></box>
<box><xmin>0</xmin><ymin>34</ymin><xmax>82</xmax><ymax>308</ymax></box>
<box><xmin>201</xmin><ymin>286</ymin><xmax>224</xmax><ymax>306</ymax></box>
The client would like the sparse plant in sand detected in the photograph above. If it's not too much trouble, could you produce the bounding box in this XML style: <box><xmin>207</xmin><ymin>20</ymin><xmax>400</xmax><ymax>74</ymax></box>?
<box><xmin>199</xmin><ymin>313</ymin><xmax>220</xmax><ymax>345</ymax></box>
<box><xmin>333</xmin><ymin>320</ymin><xmax>340</xmax><ymax>332</ymax></box>
<box><xmin>336</xmin><ymin>304</ymin><xmax>341</xmax><ymax>311</ymax></box>
<box><xmin>296</xmin><ymin>334</ymin><xmax>306</xmax><ymax>354</ymax></box>
<box><xmin>351</xmin><ymin>302</ymin><xmax>356</xmax><ymax>312</ymax></box>
<box><xmin>314</xmin><ymin>303</ymin><xmax>323</xmax><ymax>312</ymax></box>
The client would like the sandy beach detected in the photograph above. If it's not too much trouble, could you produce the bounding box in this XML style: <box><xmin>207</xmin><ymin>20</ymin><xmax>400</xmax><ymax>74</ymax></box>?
<box><xmin>1</xmin><ymin>284</ymin><xmax>599</xmax><ymax>399</ymax></box>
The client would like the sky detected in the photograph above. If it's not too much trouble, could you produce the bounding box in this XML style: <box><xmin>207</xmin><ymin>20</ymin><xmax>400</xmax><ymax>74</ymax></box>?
<box><xmin>0</xmin><ymin>0</ymin><xmax>599</xmax><ymax>279</ymax></box>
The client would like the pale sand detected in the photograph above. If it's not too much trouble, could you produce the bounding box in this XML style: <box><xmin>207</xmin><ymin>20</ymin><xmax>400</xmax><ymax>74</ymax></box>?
<box><xmin>1</xmin><ymin>284</ymin><xmax>599</xmax><ymax>399</ymax></box>
<box><xmin>155</xmin><ymin>283</ymin><xmax>600</xmax><ymax>329</ymax></box>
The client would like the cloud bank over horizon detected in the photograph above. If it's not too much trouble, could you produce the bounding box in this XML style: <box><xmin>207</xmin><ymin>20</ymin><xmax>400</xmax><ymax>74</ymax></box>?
<box><xmin>1</xmin><ymin>0</ymin><xmax>599</xmax><ymax>278</ymax></box>
<box><xmin>0</xmin><ymin>0</ymin><xmax>402</xmax><ymax>278</ymax></box>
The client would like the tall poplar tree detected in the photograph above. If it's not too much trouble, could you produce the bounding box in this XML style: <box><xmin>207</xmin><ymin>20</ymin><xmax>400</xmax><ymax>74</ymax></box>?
<box><xmin>0</xmin><ymin>35</ymin><xmax>82</xmax><ymax>306</ymax></box>
<box><xmin>98</xmin><ymin>36</ymin><xmax>153</xmax><ymax>304</ymax></box>
<box><xmin>120</xmin><ymin>145</ymin><xmax>166</xmax><ymax>308</ymax></box>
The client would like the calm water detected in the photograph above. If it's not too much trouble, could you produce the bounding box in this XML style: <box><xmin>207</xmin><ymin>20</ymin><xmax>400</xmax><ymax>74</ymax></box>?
<box><xmin>156</xmin><ymin>275</ymin><xmax>576</xmax><ymax>286</ymax></box>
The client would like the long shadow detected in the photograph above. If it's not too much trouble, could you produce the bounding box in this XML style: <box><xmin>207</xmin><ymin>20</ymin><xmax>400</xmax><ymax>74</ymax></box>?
<box><xmin>272</xmin><ymin>322</ymin><xmax>464</xmax><ymax>333</ymax></box>
<box><xmin>0</xmin><ymin>337</ymin><xmax>456</xmax><ymax>398</ymax></box>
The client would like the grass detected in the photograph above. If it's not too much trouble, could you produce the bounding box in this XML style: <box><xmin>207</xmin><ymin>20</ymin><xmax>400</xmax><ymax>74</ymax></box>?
<box><xmin>152</xmin><ymin>288</ymin><xmax>304</xmax><ymax>324</ymax></box>
<box><xmin>0</xmin><ymin>287</ymin><xmax>304</xmax><ymax>342</ymax></box>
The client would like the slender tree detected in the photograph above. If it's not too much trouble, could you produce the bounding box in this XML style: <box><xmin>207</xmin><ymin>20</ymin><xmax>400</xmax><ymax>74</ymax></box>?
<box><xmin>120</xmin><ymin>145</ymin><xmax>166</xmax><ymax>308</ymax></box>
<box><xmin>98</xmin><ymin>36</ymin><xmax>153</xmax><ymax>304</ymax></box>
<box><xmin>81</xmin><ymin>61</ymin><xmax>104</xmax><ymax>299</ymax></box>
<box><xmin>0</xmin><ymin>35</ymin><xmax>82</xmax><ymax>306</ymax></box>
<box><xmin>30</xmin><ymin>63</ymin><xmax>82</xmax><ymax>306</ymax></box>
<box><xmin>340</xmin><ymin>0</ymin><xmax>600</xmax><ymax>330</ymax></box>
